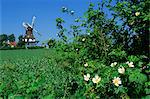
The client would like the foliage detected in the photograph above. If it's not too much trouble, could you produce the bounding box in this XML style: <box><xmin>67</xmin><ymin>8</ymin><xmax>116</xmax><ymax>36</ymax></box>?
<box><xmin>0</xmin><ymin>49</ymin><xmax>77</xmax><ymax>98</ymax></box>
<box><xmin>56</xmin><ymin>18</ymin><xmax>67</xmax><ymax>42</ymax></box>
<box><xmin>0</xmin><ymin>34</ymin><xmax>8</xmax><ymax>42</ymax></box>
<box><xmin>53</xmin><ymin>0</ymin><xmax>149</xmax><ymax>98</ymax></box>
<box><xmin>1</xmin><ymin>0</ymin><xmax>149</xmax><ymax>98</ymax></box>
<box><xmin>0</xmin><ymin>34</ymin><xmax>16</xmax><ymax>48</ymax></box>
<box><xmin>0</xmin><ymin>34</ymin><xmax>8</xmax><ymax>47</ymax></box>
<box><xmin>8</xmin><ymin>34</ymin><xmax>15</xmax><ymax>42</ymax></box>
<box><xmin>107</xmin><ymin>0</ymin><xmax>150</xmax><ymax>56</ymax></box>
<box><xmin>46</xmin><ymin>46</ymin><xmax>149</xmax><ymax>98</ymax></box>
<box><xmin>0</xmin><ymin>48</ymin><xmax>149</xmax><ymax>98</ymax></box>
<box><xmin>47</xmin><ymin>39</ymin><xmax>56</xmax><ymax>48</ymax></box>
<box><xmin>17</xmin><ymin>35</ymin><xmax>25</xmax><ymax>47</ymax></box>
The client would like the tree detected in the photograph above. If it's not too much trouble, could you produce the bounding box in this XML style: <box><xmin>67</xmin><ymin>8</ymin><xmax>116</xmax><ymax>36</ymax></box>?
<box><xmin>0</xmin><ymin>34</ymin><xmax>8</xmax><ymax>47</ymax></box>
<box><xmin>8</xmin><ymin>34</ymin><xmax>15</xmax><ymax>42</ymax></box>
<box><xmin>17</xmin><ymin>35</ymin><xmax>25</xmax><ymax>47</ymax></box>
<box><xmin>47</xmin><ymin>39</ymin><xmax>56</xmax><ymax>48</ymax></box>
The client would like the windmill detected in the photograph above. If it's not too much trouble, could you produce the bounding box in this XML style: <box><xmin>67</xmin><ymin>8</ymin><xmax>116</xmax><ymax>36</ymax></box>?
<box><xmin>22</xmin><ymin>16</ymin><xmax>41</xmax><ymax>47</ymax></box>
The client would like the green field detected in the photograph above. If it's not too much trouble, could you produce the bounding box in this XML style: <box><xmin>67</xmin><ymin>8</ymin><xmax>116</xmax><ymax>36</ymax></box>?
<box><xmin>0</xmin><ymin>49</ymin><xmax>51</xmax><ymax>61</ymax></box>
<box><xmin>0</xmin><ymin>49</ymin><xmax>75</xmax><ymax>98</ymax></box>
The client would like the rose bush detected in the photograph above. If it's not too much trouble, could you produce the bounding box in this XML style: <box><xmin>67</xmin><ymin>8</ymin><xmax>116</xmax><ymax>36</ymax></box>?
<box><xmin>55</xmin><ymin>47</ymin><xmax>149</xmax><ymax>98</ymax></box>
<box><xmin>54</xmin><ymin>0</ymin><xmax>149</xmax><ymax>98</ymax></box>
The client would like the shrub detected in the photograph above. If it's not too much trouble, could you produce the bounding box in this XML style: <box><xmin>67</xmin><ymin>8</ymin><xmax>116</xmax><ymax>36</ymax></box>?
<box><xmin>53</xmin><ymin>1</ymin><xmax>149</xmax><ymax>98</ymax></box>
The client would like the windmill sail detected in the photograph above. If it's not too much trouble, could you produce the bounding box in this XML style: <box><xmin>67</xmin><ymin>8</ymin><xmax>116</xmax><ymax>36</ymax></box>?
<box><xmin>31</xmin><ymin>16</ymin><xmax>36</xmax><ymax>28</ymax></box>
<box><xmin>22</xmin><ymin>22</ymin><xmax>28</xmax><ymax>30</ymax></box>
<box><xmin>33</xmin><ymin>29</ymin><xmax>42</xmax><ymax>36</ymax></box>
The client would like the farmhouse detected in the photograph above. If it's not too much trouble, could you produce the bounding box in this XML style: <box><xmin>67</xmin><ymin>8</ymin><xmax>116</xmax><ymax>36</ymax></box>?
<box><xmin>7</xmin><ymin>41</ymin><xmax>17</xmax><ymax>48</ymax></box>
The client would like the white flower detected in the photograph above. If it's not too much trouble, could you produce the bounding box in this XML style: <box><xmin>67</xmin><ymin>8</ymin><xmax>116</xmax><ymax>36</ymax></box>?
<box><xmin>126</xmin><ymin>61</ymin><xmax>134</xmax><ymax>67</ymax></box>
<box><xmin>114</xmin><ymin>62</ymin><xmax>117</xmax><ymax>65</ymax></box>
<box><xmin>84</xmin><ymin>74</ymin><xmax>90</xmax><ymax>81</ymax></box>
<box><xmin>71</xmin><ymin>10</ymin><xmax>74</xmax><ymax>14</ymax></box>
<box><xmin>112</xmin><ymin>77</ymin><xmax>122</xmax><ymax>87</ymax></box>
<box><xmin>110</xmin><ymin>62</ymin><xmax>117</xmax><ymax>67</ymax></box>
<box><xmin>82</xmin><ymin>38</ymin><xmax>86</xmax><ymax>41</ymax></box>
<box><xmin>135</xmin><ymin>12</ymin><xmax>140</xmax><ymax>16</ymax></box>
<box><xmin>76</xmin><ymin>48</ymin><xmax>78</xmax><ymax>51</ymax></box>
<box><xmin>92</xmin><ymin>75</ymin><xmax>101</xmax><ymax>84</ymax></box>
<box><xmin>84</xmin><ymin>63</ymin><xmax>88</xmax><ymax>67</ymax></box>
<box><xmin>118</xmin><ymin>67</ymin><xmax>125</xmax><ymax>74</ymax></box>
<box><xmin>62</xmin><ymin>6</ymin><xmax>67</xmax><ymax>11</ymax></box>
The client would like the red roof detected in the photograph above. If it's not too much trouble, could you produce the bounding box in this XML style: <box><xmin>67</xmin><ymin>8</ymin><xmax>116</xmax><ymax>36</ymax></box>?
<box><xmin>8</xmin><ymin>42</ymin><xmax>17</xmax><ymax>46</ymax></box>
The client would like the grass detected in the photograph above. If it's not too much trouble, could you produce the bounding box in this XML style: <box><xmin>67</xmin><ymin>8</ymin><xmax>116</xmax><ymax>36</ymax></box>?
<box><xmin>0</xmin><ymin>49</ymin><xmax>50</xmax><ymax>62</ymax></box>
<box><xmin>0</xmin><ymin>49</ymin><xmax>75</xmax><ymax>98</ymax></box>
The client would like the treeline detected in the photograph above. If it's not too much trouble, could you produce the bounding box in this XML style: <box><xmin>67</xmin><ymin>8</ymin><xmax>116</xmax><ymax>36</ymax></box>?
<box><xmin>0</xmin><ymin>33</ymin><xmax>57</xmax><ymax>50</ymax></box>
<box><xmin>0</xmin><ymin>34</ymin><xmax>25</xmax><ymax>49</ymax></box>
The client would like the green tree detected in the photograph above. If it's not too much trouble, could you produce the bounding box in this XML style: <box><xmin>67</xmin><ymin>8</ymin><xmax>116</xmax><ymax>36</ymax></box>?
<box><xmin>17</xmin><ymin>35</ymin><xmax>25</xmax><ymax>47</ymax></box>
<box><xmin>8</xmin><ymin>34</ymin><xmax>15</xmax><ymax>42</ymax></box>
<box><xmin>47</xmin><ymin>39</ymin><xmax>56</xmax><ymax>48</ymax></box>
<box><xmin>0</xmin><ymin>34</ymin><xmax>8</xmax><ymax>47</ymax></box>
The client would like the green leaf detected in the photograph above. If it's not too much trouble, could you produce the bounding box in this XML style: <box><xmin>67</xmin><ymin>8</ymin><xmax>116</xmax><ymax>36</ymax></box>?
<box><xmin>43</xmin><ymin>94</ymin><xmax>55</xmax><ymax>99</ymax></box>
<box><xmin>129</xmin><ymin>70</ymin><xmax>147</xmax><ymax>84</ymax></box>
<box><xmin>145</xmin><ymin>88</ymin><xmax>150</xmax><ymax>94</ymax></box>
<box><xmin>137</xmin><ymin>61</ymin><xmax>143</xmax><ymax>67</ymax></box>
<box><xmin>127</xmin><ymin>55</ymin><xmax>140</xmax><ymax>63</ymax></box>
<box><xmin>142</xmin><ymin>95</ymin><xmax>150</xmax><ymax>99</ymax></box>
<box><xmin>115</xmin><ymin>86</ymin><xmax>127</xmax><ymax>94</ymax></box>
<box><xmin>131</xmin><ymin>5</ymin><xmax>136</xmax><ymax>9</ymax></box>
<box><xmin>0</xmin><ymin>83</ymin><xmax>6</xmax><ymax>93</ymax></box>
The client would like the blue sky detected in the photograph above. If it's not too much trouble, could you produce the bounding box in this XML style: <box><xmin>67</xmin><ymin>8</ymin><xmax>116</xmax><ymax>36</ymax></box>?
<box><xmin>1</xmin><ymin>0</ymin><xmax>113</xmax><ymax>43</ymax></box>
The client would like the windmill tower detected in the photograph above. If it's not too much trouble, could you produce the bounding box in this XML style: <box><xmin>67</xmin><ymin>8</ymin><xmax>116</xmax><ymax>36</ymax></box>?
<box><xmin>22</xmin><ymin>16</ymin><xmax>41</xmax><ymax>47</ymax></box>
